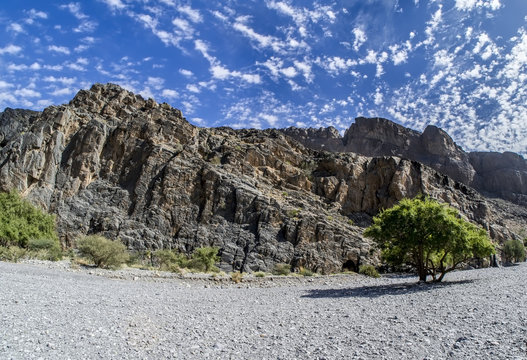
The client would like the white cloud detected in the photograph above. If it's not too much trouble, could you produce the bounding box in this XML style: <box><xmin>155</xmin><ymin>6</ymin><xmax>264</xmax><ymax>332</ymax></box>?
<box><xmin>51</xmin><ymin>87</ymin><xmax>75</xmax><ymax>96</ymax></box>
<box><xmin>423</xmin><ymin>5</ymin><xmax>442</xmax><ymax>46</ymax></box>
<box><xmin>455</xmin><ymin>0</ymin><xmax>502</xmax><ymax>11</ymax></box>
<box><xmin>178</xmin><ymin>5</ymin><xmax>202</xmax><ymax>23</ymax></box>
<box><xmin>352</xmin><ymin>27</ymin><xmax>367</xmax><ymax>51</ymax></box>
<box><xmin>25</xmin><ymin>9</ymin><xmax>48</xmax><ymax>24</ymax></box>
<box><xmin>60</xmin><ymin>3</ymin><xmax>88</xmax><ymax>19</ymax></box>
<box><xmin>146</xmin><ymin>77</ymin><xmax>164</xmax><ymax>89</ymax></box>
<box><xmin>172</xmin><ymin>18</ymin><xmax>191</xmax><ymax>32</ymax></box>
<box><xmin>99</xmin><ymin>0</ymin><xmax>126</xmax><ymax>10</ymax></box>
<box><xmin>241</xmin><ymin>74</ymin><xmax>261</xmax><ymax>84</ymax></box>
<box><xmin>211</xmin><ymin>65</ymin><xmax>230</xmax><ymax>80</ymax></box>
<box><xmin>8</xmin><ymin>23</ymin><xmax>24</xmax><ymax>33</ymax></box>
<box><xmin>473</xmin><ymin>33</ymin><xmax>490</xmax><ymax>54</ymax></box>
<box><xmin>159</xmin><ymin>0</ymin><xmax>176</xmax><ymax>6</ymax></box>
<box><xmin>14</xmin><ymin>88</ymin><xmax>41</xmax><ymax>98</ymax></box>
<box><xmin>233</xmin><ymin>22</ymin><xmax>282</xmax><ymax>52</ymax></box>
<box><xmin>48</xmin><ymin>45</ymin><xmax>71</xmax><ymax>55</ymax></box>
<box><xmin>74</xmin><ymin>20</ymin><xmax>97</xmax><ymax>33</ymax></box>
<box><xmin>161</xmin><ymin>89</ymin><xmax>178</xmax><ymax>98</ymax></box>
<box><xmin>321</xmin><ymin>56</ymin><xmax>357</xmax><ymax>75</ymax></box>
<box><xmin>260</xmin><ymin>113</ymin><xmax>278</xmax><ymax>126</ymax></box>
<box><xmin>0</xmin><ymin>44</ymin><xmax>22</xmax><ymax>55</ymax></box>
<box><xmin>389</xmin><ymin>44</ymin><xmax>409</xmax><ymax>65</ymax></box>
<box><xmin>281</xmin><ymin>66</ymin><xmax>297</xmax><ymax>78</ymax></box>
<box><xmin>294</xmin><ymin>60</ymin><xmax>313</xmax><ymax>82</ymax></box>
<box><xmin>43</xmin><ymin>76</ymin><xmax>77</xmax><ymax>85</ymax></box>
<box><xmin>500</xmin><ymin>30</ymin><xmax>527</xmax><ymax>80</ymax></box>
<box><xmin>186</xmin><ymin>84</ymin><xmax>200</xmax><ymax>93</ymax></box>
<box><xmin>28</xmin><ymin>9</ymin><xmax>47</xmax><ymax>19</ymax></box>
<box><xmin>179</xmin><ymin>69</ymin><xmax>193</xmax><ymax>77</ymax></box>
<box><xmin>433</xmin><ymin>49</ymin><xmax>454</xmax><ymax>67</ymax></box>
<box><xmin>0</xmin><ymin>81</ymin><xmax>14</xmax><ymax>89</ymax></box>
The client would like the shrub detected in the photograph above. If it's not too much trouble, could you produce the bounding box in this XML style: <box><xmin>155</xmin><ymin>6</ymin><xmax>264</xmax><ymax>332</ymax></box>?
<box><xmin>0</xmin><ymin>246</ymin><xmax>27</xmax><ymax>262</ymax></box>
<box><xmin>0</xmin><ymin>191</ymin><xmax>59</xmax><ymax>250</ymax></box>
<box><xmin>27</xmin><ymin>238</ymin><xmax>62</xmax><ymax>261</ymax></box>
<box><xmin>254</xmin><ymin>271</ymin><xmax>266</xmax><ymax>277</ymax></box>
<box><xmin>502</xmin><ymin>239</ymin><xmax>526</xmax><ymax>263</ymax></box>
<box><xmin>231</xmin><ymin>272</ymin><xmax>243</xmax><ymax>283</ymax></box>
<box><xmin>272</xmin><ymin>263</ymin><xmax>291</xmax><ymax>276</ymax></box>
<box><xmin>190</xmin><ymin>246</ymin><xmax>220</xmax><ymax>272</ymax></box>
<box><xmin>359</xmin><ymin>264</ymin><xmax>380</xmax><ymax>278</ymax></box>
<box><xmin>76</xmin><ymin>235</ymin><xmax>129</xmax><ymax>269</ymax></box>
<box><xmin>298</xmin><ymin>267</ymin><xmax>314</xmax><ymax>277</ymax></box>
<box><xmin>154</xmin><ymin>249</ymin><xmax>188</xmax><ymax>272</ymax></box>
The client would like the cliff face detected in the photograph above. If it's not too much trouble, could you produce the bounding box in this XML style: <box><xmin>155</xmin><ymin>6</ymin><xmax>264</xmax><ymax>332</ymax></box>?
<box><xmin>1</xmin><ymin>84</ymin><xmax>526</xmax><ymax>273</ymax></box>
<box><xmin>282</xmin><ymin>117</ymin><xmax>527</xmax><ymax>205</ymax></box>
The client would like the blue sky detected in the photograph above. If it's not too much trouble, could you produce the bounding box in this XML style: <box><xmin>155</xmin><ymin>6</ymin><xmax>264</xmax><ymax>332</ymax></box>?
<box><xmin>1</xmin><ymin>0</ymin><xmax>527</xmax><ymax>155</ymax></box>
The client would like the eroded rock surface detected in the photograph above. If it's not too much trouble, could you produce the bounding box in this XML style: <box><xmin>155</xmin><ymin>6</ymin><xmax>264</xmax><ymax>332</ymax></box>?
<box><xmin>1</xmin><ymin>84</ymin><xmax>526</xmax><ymax>273</ymax></box>
<box><xmin>281</xmin><ymin>117</ymin><xmax>527</xmax><ymax>206</ymax></box>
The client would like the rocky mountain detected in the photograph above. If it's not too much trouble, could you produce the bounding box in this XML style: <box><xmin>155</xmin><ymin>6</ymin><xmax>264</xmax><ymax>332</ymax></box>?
<box><xmin>1</xmin><ymin>83</ymin><xmax>526</xmax><ymax>273</ymax></box>
<box><xmin>281</xmin><ymin>117</ymin><xmax>527</xmax><ymax>206</ymax></box>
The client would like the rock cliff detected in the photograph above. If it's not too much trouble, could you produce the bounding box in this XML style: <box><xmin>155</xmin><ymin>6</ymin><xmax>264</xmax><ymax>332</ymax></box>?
<box><xmin>1</xmin><ymin>84</ymin><xmax>526</xmax><ymax>273</ymax></box>
<box><xmin>282</xmin><ymin>117</ymin><xmax>527</xmax><ymax>205</ymax></box>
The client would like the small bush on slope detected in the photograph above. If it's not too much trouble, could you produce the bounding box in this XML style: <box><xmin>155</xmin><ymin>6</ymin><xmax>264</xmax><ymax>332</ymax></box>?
<box><xmin>76</xmin><ymin>235</ymin><xmax>129</xmax><ymax>269</ymax></box>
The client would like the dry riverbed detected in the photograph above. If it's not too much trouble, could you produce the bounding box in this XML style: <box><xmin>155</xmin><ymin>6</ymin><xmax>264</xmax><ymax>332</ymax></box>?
<box><xmin>1</xmin><ymin>260</ymin><xmax>526</xmax><ymax>359</ymax></box>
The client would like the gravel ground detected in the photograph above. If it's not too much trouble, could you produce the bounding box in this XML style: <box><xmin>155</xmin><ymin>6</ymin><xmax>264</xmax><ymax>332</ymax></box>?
<box><xmin>1</xmin><ymin>260</ymin><xmax>526</xmax><ymax>359</ymax></box>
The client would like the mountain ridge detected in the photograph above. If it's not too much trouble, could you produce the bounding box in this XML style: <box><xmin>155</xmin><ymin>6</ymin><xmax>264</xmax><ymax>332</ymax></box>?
<box><xmin>281</xmin><ymin>117</ymin><xmax>527</xmax><ymax>206</ymax></box>
<box><xmin>0</xmin><ymin>83</ymin><xmax>525</xmax><ymax>272</ymax></box>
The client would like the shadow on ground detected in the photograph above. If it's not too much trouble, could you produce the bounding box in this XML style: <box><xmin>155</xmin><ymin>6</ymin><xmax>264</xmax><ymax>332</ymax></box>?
<box><xmin>302</xmin><ymin>279</ymin><xmax>475</xmax><ymax>299</ymax></box>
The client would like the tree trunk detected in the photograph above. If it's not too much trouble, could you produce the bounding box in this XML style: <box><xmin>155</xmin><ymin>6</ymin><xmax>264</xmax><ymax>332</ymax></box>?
<box><xmin>417</xmin><ymin>244</ymin><xmax>427</xmax><ymax>282</ymax></box>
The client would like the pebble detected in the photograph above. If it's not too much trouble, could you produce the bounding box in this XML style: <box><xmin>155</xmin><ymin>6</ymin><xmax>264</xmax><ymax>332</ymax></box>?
<box><xmin>0</xmin><ymin>261</ymin><xmax>526</xmax><ymax>359</ymax></box>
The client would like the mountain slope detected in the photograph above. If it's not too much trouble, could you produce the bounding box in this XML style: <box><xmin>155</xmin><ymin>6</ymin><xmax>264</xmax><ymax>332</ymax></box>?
<box><xmin>281</xmin><ymin>117</ymin><xmax>527</xmax><ymax>205</ymax></box>
<box><xmin>0</xmin><ymin>83</ymin><xmax>525</xmax><ymax>272</ymax></box>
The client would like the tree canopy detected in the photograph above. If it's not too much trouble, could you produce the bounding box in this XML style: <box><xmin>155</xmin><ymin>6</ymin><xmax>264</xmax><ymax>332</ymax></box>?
<box><xmin>364</xmin><ymin>197</ymin><xmax>495</xmax><ymax>282</ymax></box>
<box><xmin>0</xmin><ymin>191</ymin><xmax>59</xmax><ymax>249</ymax></box>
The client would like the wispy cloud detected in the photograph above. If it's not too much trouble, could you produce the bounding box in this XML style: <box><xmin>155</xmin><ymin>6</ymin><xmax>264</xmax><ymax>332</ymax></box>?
<box><xmin>48</xmin><ymin>45</ymin><xmax>71</xmax><ymax>55</ymax></box>
<box><xmin>0</xmin><ymin>44</ymin><xmax>22</xmax><ymax>55</ymax></box>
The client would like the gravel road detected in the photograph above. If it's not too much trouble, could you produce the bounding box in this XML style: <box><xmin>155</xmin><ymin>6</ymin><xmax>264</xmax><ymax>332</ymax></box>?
<box><xmin>1</xmin><ymin>260</ymin><xmax>526</xmax><ymax>359</ymax></box>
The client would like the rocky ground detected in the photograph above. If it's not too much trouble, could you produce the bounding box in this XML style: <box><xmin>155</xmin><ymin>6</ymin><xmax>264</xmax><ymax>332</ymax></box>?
<box><xmin>1</xmin><ymin>260</ymin><xmax>526</xmax><ymax>359</ymax></box>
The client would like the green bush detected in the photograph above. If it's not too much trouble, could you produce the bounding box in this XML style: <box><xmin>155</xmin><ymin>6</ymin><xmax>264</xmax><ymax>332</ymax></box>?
<box><xmin>254</xmin><ymin>271</ymin><xmax>266</xmax><ymax>277</ymax></box>
<box><xmin>359</xmin><ymin>264</ymin><xmax>380</xmax><ymax>278</ymax></box>
<box><xmin>76</xmin><ymin>235</ymin><xmax>129</xmax><ymax>269</ymax></box>
<box><xmin>0</xmin><ymin>246</ymin><xmax>27</xmax><ymax>262</ymax></box>
<box><xmin>272</xmin><ymin>263</ymin><xmax>291</xmax><ymax>276</ymax></box>
<box><xmin>502</xmin><ymin>239</ymin><xmax>526</xmax><ymax>263</ymax></box>
<box><xmin>27</xmin><ymin>238</ymin><xmax>62</xmax><ymax>261</ymax></box>
<box><xmin>190</xmin><ymin>246</ymin><xmax>220</xmax><ymax>272</ymax></box>
<box><xmin>0</xmin><ymin>191</ymin><xmax>59</xmax><ymax>249</ymax></box>
<box><xmin>154</xmin><ymin>249</ymin><xmax>188</xmax><ymax>272</ymax></box>
<box><xmin>298</xmin><ymin>267</ymin><xmax>314</xmax><ymax>277</ymax></box>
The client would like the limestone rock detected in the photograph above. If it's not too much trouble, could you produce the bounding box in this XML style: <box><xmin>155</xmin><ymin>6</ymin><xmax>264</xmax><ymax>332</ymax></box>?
<box><xmin>281</xmin><ymin>117</ymin><xmax>527</xmax><ymax>206</ymax></box>
<box><xmin>1</xmin><ymin>84</ymin><xmax>526</xmax><ymax>274</ymax></box>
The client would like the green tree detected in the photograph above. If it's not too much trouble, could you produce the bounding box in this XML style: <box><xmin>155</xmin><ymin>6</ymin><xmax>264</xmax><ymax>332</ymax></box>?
<box><xmin>502</xmin><ymin>239</ymin><xmax>526</xmax><ymax>263</ymax></box>
<box><xmin>0</xmin><ymin>191</ymin><xmax>59</xmax><ymax>249</ymax></box>
<box><xmin>364</xmin><ymin>197</ymin><xmax>495</xmax><ymax>282</ymax></box>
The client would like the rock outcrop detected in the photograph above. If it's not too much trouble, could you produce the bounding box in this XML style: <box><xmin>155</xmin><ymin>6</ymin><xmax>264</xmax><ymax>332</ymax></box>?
<box><xmin>281</xmin><ymin>117</ymin><xmax>527</xmax><ymax>205</ymax></box>
<box><xmin>1</xmin><ymin>84</ymin><xmax>526</xmax><ymax>273</ymax></box>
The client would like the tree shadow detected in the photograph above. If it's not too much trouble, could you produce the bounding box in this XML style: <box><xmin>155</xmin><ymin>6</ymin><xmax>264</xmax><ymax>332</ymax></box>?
<box><xmin>302</xmin><ymin>279</ymin><xmax>475</xmax><ymax>299</ymax></box>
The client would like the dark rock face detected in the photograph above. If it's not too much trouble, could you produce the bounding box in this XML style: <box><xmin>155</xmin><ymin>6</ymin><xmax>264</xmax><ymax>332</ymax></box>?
<box><xmin>281</xmin><ymin>117</ymin><xmax>527</xmax><ymax>206</ymax></box>
<box><xmin>0</xmin><ymin>108</ymin><xmax>40</xmax><ymax>146</ymax></box>
<box><xmin>1</xmin><ymin>84</ymin><xmax>526</xmax><ymax>273</ymax></box>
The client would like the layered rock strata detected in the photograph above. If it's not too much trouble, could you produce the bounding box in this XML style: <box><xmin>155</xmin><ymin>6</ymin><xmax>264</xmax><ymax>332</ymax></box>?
<box><xmin>1</xmin><ymin>84</ymin><xmax>526</xmax><ymax>272</ymax></box>
<box><xmin>281</xmin><ymin>117</ymin><xmax>527</xmax><ymax>205</ymax></box>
